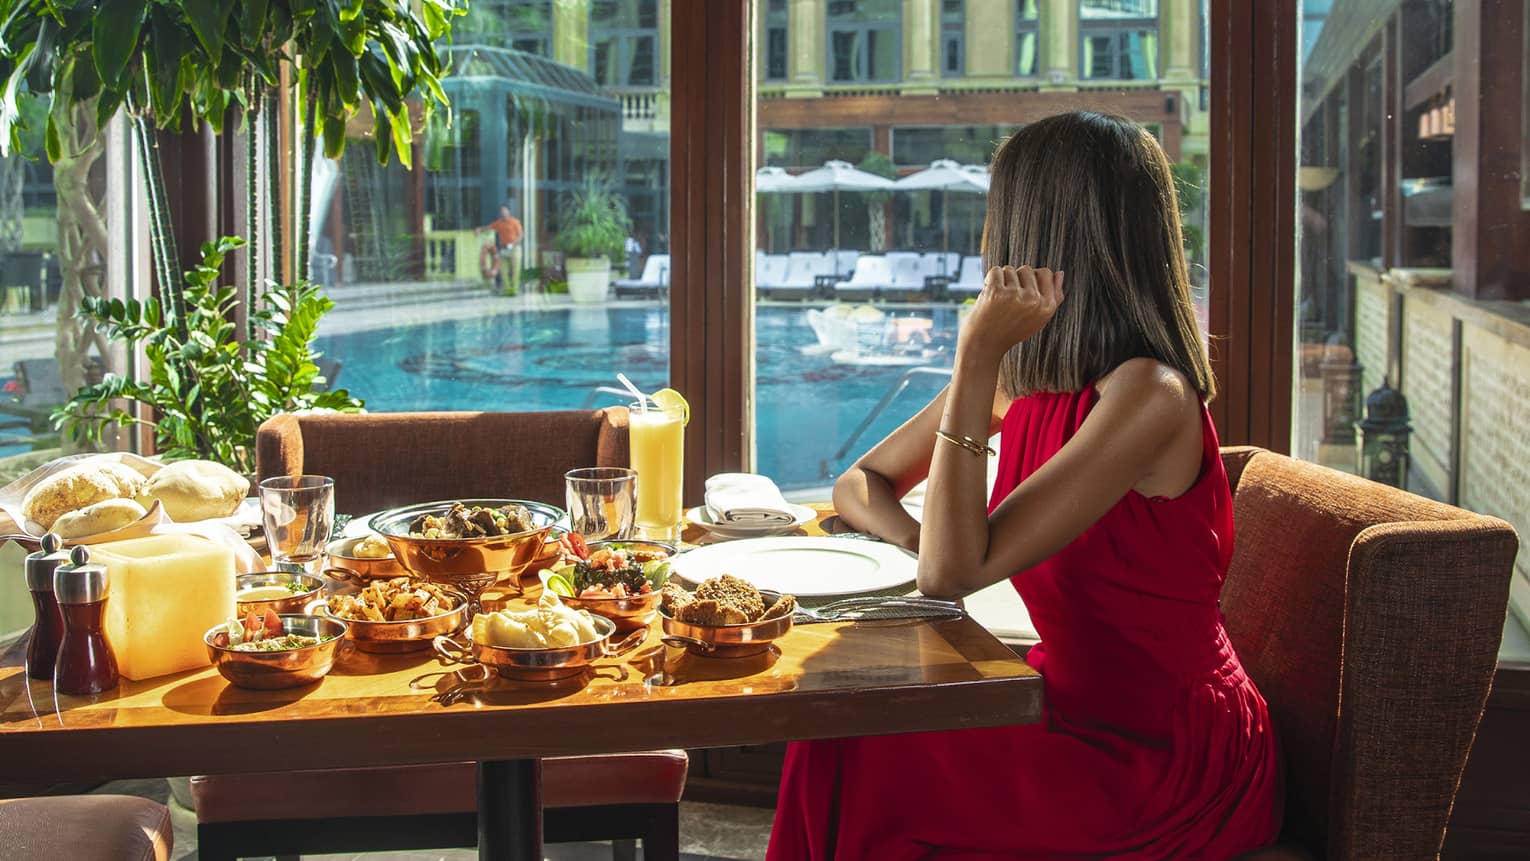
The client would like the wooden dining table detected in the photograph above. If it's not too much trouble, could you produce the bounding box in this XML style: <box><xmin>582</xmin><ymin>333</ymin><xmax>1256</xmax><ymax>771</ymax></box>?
<box><xmin>0</xmin><ymin>506</ymin><xmax>1043</xmax><ymax>860</ymax></box>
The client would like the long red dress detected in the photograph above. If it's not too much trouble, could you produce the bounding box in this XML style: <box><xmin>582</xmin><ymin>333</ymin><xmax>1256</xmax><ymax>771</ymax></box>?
<box><xmin>768</xmin><ymin>386</ymin><xmax>1282</xmax><ymax>860</ymax></box>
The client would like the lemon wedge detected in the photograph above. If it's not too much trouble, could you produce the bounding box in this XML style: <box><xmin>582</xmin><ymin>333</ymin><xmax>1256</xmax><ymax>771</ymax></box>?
<box><xmin>650</xmin><ymin>388</ymin><xmax>690</xmax><ymax>426</ymax></box>
<box><xmin>540</xmin><ymin>570</ymin><xmax>576</xmax><ymax>597</ymax></box>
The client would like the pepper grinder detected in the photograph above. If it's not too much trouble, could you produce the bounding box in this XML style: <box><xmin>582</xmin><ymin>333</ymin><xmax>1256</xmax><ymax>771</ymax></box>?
<box><xmin>23</xmin><ymin>533</ymin><xmax>70</xmax><ymax>680</ymax></box>
<box><xmin>53</xmin><ymin>545</ymin><xmax>119</xmax><ymax>695</ymax></box>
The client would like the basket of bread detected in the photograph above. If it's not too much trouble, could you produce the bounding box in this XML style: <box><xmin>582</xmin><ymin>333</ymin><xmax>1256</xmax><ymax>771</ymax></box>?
<box><xmin>0</xmin><ymin>453</ymin><xmax>256</xmax><ymax>547</ymax></box>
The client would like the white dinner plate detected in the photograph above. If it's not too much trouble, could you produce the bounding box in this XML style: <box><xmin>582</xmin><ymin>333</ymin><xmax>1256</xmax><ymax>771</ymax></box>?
<box><xmin>684</xmin><ymin>503</ymin><xmax>817</xmax><ymax>539</ymax></box>
<box><xmin>670</xmin><ymin>536</ymin><xmax>917</xmax><ymax>599</ymax></box>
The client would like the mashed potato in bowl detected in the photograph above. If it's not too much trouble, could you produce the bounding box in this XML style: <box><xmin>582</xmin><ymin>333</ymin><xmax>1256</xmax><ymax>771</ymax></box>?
<box><xmin>473</xmin><ymin>592</ymin><xmax>603</xmax><ymax>649</ymax></box>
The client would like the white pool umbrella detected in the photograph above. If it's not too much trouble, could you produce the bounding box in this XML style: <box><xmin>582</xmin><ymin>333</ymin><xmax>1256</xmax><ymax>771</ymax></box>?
<box><xmin>788</xmin><ymin>160</ymin><xmax>895</xmax><ymax>256</ymax></box>
<box><xmin>755</xmin><ymin>166</ymin><xmax>800</xmax><ymax>193</ymax></box>
<box><xmin>895</xmin><ymin>160</ymin><xmax>990</xmax><ymax>253</ymax></box>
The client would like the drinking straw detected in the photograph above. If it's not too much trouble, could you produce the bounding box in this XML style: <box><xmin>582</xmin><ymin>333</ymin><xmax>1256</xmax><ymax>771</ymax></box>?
<box><xmin>617</xmin><ymin>373</ymin><xmax>648</xmax><ymax>414</ymax></box>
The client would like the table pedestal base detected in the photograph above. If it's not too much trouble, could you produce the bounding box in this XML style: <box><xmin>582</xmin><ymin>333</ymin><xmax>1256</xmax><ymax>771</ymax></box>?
<box><xmin>478</xmin><ymin>758</ymin><xmax>542</xmax><ymax>860</ymax></box>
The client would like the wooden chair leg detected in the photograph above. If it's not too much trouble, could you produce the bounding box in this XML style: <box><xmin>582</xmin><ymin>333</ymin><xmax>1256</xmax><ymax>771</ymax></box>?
<box><xmin>641</xmin><ymin>803</ymin><xmax>681</xmax><ymax>861</ymax></box>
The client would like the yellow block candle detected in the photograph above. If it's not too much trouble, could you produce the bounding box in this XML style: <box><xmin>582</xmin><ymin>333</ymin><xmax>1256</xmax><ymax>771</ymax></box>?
<box><xmin>89</xmin><ymin>534</ymin><xmax>236</xmax><ymax>680</ymax></box>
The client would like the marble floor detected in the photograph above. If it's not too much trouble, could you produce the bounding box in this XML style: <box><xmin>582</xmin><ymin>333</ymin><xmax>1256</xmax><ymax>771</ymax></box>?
<box><xmin>98</xmin><ymin>777</ymin><xmax>773</xmax><ymax>861</ymax></box>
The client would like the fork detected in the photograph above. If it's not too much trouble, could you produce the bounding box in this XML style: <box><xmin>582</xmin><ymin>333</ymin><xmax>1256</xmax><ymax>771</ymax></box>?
<box><xmin>793</xmin><ymin>595</ymin><xmax>965</xmax><ymax>624</ymax></box>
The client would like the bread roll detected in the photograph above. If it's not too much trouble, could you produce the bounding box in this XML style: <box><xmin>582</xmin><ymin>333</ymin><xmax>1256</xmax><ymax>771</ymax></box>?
<box><xmin>21</xmin><ymin>461</ymin><xmax>149</xmax><ymax>529</ymax></box>
<box><xmin>52</xmin><ymin>498</ymin><xmax>149</xmax><ymax>539</ymax></box>
<box><xmin>142</xmin><ymin>460</ymin><xmax>249</xmax><ymax>522</ymax></box>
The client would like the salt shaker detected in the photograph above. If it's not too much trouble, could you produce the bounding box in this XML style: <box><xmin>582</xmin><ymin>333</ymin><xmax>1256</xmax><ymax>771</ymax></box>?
<box><xmin>53</xmin><ymin>545</ymin><xmax>119</xmax><ymax>695</ymax></box>
<box><xmin>23</xmin><ymin>533</ymin><xmax>69</xmax><ymax>680</ymax></box>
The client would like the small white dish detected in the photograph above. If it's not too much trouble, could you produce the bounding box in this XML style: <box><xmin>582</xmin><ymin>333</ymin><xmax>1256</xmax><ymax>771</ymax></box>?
<box><xmin>685</xmin><ymin>503</ymin><xmax>816</xmax><ymax>539</ymax></box>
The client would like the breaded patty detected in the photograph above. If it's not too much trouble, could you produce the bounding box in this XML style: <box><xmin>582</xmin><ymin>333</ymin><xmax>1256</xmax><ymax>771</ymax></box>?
<box><xmin>694</xmin><ymin>574</ymin><xmax>765</xmax><ymax>621</ymax></box>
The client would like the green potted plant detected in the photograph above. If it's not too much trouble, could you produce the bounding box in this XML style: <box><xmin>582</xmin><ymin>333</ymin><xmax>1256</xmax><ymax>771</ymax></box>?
<box><xmin>555</xmin><ymin>175</ymin><xmax>631</xmax><ymax>304</ymax></box>
<box><xmin>53</xmin><ymin>237</ymin><xmax>364</xmax><ymax>473</ymax></box>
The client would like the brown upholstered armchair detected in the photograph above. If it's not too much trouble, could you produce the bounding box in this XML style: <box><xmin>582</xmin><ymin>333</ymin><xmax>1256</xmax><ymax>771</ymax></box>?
<box><xmin>1220</xmin><ymin>447</ymin><xmax>1518</xmax><ymax>860</ymax></box>
<box><xmin>192</xmin><ymin>408</ymin><xmax>686</xmax><ymax>860</ymax></box>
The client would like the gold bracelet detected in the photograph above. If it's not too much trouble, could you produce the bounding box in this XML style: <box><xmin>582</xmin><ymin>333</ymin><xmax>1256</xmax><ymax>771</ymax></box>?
<box><xmin>935</xmin><ymin>430</ymin><xmax>996</xmax><ymax>457</ymax></box>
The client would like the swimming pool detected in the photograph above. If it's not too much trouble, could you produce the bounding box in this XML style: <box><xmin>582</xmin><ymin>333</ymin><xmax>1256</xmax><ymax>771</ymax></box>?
<box><xmin>313</xmin><ymin>304</ymin><xmax>961</xmax><ymax>490</ymax></box>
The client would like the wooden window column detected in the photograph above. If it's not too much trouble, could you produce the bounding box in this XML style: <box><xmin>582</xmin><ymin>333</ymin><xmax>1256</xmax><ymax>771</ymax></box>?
<box><xmin>670</xmin><ymin>0</ymin><xmax>753</xmax><ymax>503</ymax></box>
<box><xmin>1208</xmin><ymin>0</ymin><xmax>1297</xmax><ymax>451</ymax></box>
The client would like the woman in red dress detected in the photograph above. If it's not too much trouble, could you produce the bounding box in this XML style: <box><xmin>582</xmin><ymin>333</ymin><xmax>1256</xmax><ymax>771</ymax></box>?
<box><xmin>769</xmin><ymin>112</ymin><xmax>1282</xmax><ymax>859</ymax></box>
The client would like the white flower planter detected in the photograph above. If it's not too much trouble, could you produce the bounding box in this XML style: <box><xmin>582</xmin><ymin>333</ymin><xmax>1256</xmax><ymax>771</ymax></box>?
<box><xmin>566</xmin><ymin>257</ymin><xmax>612</xmax><ymax>304</ymax></box>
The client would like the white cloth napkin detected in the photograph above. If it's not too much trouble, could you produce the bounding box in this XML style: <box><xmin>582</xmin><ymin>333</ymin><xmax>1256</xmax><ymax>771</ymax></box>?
<box><xmin>704</xmin><ymin>473</ymin><xmax>795</xmax><ymax>525</ymax></box>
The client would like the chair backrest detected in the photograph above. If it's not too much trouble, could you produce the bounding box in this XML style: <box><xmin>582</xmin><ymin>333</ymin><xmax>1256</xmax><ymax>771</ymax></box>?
<box><xmin>916</xmin><ymin>252</ymin><xmax>956</xmax><ymax>278</ymax></box>
<box><xmin>833</xmin><ymin>250</ymin><xmax>859</xmax><ymax>274</ymax></box>
<box><xmin>1218</xmin><ymin>447</ymin><xmax>1517</xmax><ymax>859</ymax></box>
<box><xmin>956</xmin><ymin>256</ymin><xmax>984</xmax><ymax>287</ymax></box>
<box><xmin>844</xmin><ymin>256</ymin><xmax>891</xmax><ymax>286</ymax></box>
<box><xmin>14</xmin><ymin>358</ymin><xmax>65</xmax><ymax>404</ymax></box>
<box><xmin>256</xmin><ymin>409</ymin><xmax>630</xmax><ymax>515</ymax></box>
<box><xmin>639</xmin><ymin>254</ymin><xmax>668</xmax><ymax>284</ymax></box>
<box><xmin>784</xmin><ymin>252</ymin><xmax>830</xmax><ymax>285</ymax></box>
<box><xmin>758</xmin><ymin>254</ymin><xmax>791</xmax><ymax>286</ymax></box>
<box><xmin>888</xmin><ymin>255</ymin><xmax>927</xmax><ymax>288</ymax></box>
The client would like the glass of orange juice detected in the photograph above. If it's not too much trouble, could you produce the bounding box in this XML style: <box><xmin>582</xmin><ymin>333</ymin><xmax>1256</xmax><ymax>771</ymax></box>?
<box><xmin>629</xmin><ymin>391</ymin><xmax>687</xmax><ymax>540</ymax></box>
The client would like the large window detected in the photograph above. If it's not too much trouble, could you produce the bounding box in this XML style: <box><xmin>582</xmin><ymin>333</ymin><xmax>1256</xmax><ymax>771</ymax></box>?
<box><xmin>1080</xmin><ymin>0</ymin><xmax>1159</xmax><ymax>81</ymax></box>
<box><xmin>1293</xmin><ymin>1</ymin><xmax>1530</xmax><ymax>633</ymax></box>
<box><xmin>827</xmin><ymin>0</ymin><xmax>901</xmax><ymax>83</ymax></box>
<box><xmin>591</xmin><ymin>0</ymin><xmax>659</xmax><ymax>87</ymax></box>
<box><xmin>892</xmin><ymin>125</ymin><xmax>1021</xmax><ymax>168</ymax></box>
<box><xmin>1017</xmin><ymin>0</ymin><xmax>1040</xmax><ymax>77</ymax></box>
<box><xmin>942</xmin><ymin>0</ymin><xmax>965</xmax><ymax>77</ymax></box>
<box><xmin>455</xmin><ymin>0</ymin><xmax>553</xmax><ymax>55</ymax></box>
<box><xmin>765</xmin><ymin>0</ymin><xmax>790</xmax><ymax>82</ymax></box>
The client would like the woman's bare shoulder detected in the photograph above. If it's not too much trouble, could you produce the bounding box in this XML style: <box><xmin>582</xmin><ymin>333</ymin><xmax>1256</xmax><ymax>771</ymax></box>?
<box><xmin>1096</xmin><ymin>358</ymin><xmax>1198</xmax><ymax>410</ymax></box>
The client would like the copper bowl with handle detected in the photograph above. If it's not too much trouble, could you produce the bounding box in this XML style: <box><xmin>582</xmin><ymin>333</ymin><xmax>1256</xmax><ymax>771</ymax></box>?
<box><xmin>319</xmin><ymin>582</ymin><xmax>471</xmax><ymax>654</ymax></box>
<box><xmin>659</xmin><ymin>590</ymin><xmax>795</xmax><ymax>658</ymax></box>
<box><xmin>325</xmin><ymin>536</ymin><xmax>408</xmax><ymax>580</ymax></box>
<box><xmin>434</xmin><ymin>615</ymin><xmax>647</xmax><ymax>682</ymax></box>
<box><xmin>369</xmin><ymin>500</ymin><xmax>564</xmax><ymax>605</ymax></box>
<box><xmin>204</xmin><ymin>615</ymin><xmax>349</xmax><ymax>690</ymax></box>
<box><xmin>555</xmin><ymin>539</ymin><xmax>675</xmax><ymax>631</ymax></box>
<box><xmin>235</xmin><ymin>571</ymin><xmax>326</xmax><ymax>617</ymax></box>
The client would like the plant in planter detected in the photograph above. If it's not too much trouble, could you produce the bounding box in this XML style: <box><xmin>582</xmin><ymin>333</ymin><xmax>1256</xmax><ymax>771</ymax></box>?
<box><xmin>857</xmin><ymin>152</ymin><xmax>897</xmax><ymax>253</ymax></box>
<box><xmin>53</xmin><ymin>237</ymin><xmax>363</xmax><ymax>473</ymax></box>
<box><xmin>555</xmin><ymin>175</ymin><xmax>631</xmax><ymax>304</ymax></box>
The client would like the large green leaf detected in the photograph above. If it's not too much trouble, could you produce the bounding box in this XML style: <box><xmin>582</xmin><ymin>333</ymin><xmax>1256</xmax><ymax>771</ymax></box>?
<box><xmin>91</xmin><ymin>0</ymin><xmax>145</xmax><ymax>87</ymax></box>
<box><xmin>183</xmin><ymin>0</ymin><xmax>234</xmax><ymax>62</ymax></box>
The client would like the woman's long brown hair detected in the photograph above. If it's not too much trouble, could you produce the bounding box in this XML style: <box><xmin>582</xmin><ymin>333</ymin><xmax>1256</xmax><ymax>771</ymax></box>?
<box><xmin>985</xmin><ymin>111</ymin><xmax>1216</xmax><ymax>400</ymax></box>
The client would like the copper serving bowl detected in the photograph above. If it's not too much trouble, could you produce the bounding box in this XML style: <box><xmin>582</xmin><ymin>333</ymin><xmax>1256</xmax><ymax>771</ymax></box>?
<box><xmin>204</xmin><ymin>615</ymin><xmax>348</xmax><ymax>690</ymax></box>
<box><xmin>435</xmin><ymin>615</ymin><xmax>646</xmax><ymax>682</ymax></box>
<box><xmin>235</xmin><ymin>571</ymin><xmax>326</xmax><ymax>616</ymax></box>
<box><xmin>369</xmin><ymin>500</ymin><xmax>564</xmax><ymax>604</ymax></box>
<box><xmin>325</xmin><ymin>536</ymin><xmax>408</xmax><ymax>580</ymax></box>
<box><xmin>659</xmin><ymin>591</ymin><xmax>795</xmax><ymax>658</ymax></box>
<box><xmin>321</xmin><ymin>584</ymin><xmax>471</xmax><ymax>654</ymax></box>
<box><xmin>557</xmin><ymin>540</ymin><xmax>676</xmax><ymax>631</ymax></box>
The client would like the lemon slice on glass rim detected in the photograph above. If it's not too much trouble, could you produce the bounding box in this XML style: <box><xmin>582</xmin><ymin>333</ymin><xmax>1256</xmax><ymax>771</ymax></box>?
<box><xmin>650</xmin><ymin>388</ymin><xmax>690</xmax><ymax>426</ymax></box>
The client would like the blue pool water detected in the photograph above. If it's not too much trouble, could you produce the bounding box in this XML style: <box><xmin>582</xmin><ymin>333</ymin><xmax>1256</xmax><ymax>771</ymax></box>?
<box><xmin>314</xmin><ymin>305</ymin><xmax>960</xmax><ymax>490</ymax></box>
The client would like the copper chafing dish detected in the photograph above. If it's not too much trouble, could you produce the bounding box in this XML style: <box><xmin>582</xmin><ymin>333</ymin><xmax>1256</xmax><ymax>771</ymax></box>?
<box><xmin>659</xmin><ymin>590</ymin><xmax>795</xmax><ymax>658</ymax></box>
<box><xmin>369</xmin><ymin>499</ymin><xmax>564</xmax><ymax>608</ymax></box>
<box><xmin>434</xmin><ymin>615</ymin><xmax>646</xmax><ymax>682</ymax></box>
<box><xmin>204</xmin><ymin>615</ymin><xmax>348</xmax><ymax>690</ymax></box>
<box><xmin>321</xmin><ymin>581</ymin><xmax>471</xmax><ymax>653</ymax></box>
<box><xmin>556</xmin><ymin>539</ymin><xmax>675</xmax><ymax>631</ymax></box>
<box><xmin>235</xmin><ymin>571</ymin><xmax>326</xmax><ymax>616</ymax></box>
<box><xmin>325</xmin><ymin>535</ymin><xmax>408</xmax><ymax>579</ymax></box>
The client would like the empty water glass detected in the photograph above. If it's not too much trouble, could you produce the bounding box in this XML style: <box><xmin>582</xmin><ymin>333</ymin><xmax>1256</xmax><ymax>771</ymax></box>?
<box><xmin>565</xmin><ymin>467</ymin><xmax>637</xmax><ymax>542</ymax></box>
<box><xmin>259</xmin><ymin>475</ymin><xmax>335</xmax><ymax>574</ymax></box>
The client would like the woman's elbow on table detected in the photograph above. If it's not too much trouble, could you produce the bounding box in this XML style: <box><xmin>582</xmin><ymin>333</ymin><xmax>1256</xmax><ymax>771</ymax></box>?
<box><xmin>916</xmin><ymin>560</ymin><xmax>977</xmax><ymax>601</ymax></box>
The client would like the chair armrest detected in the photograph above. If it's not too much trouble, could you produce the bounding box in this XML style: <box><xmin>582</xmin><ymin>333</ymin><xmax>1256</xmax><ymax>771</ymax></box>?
<box><xmin>255</xmin><ymin>413</ymin><xmax>307</xmax><ymax>483</ymax></box>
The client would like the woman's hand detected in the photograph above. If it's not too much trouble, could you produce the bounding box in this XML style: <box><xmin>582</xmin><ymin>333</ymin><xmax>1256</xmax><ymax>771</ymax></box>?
<box><xmin>960</xmin><ymin>266</ymin><xmax>1065</xmax><ymax>362</ymax></box>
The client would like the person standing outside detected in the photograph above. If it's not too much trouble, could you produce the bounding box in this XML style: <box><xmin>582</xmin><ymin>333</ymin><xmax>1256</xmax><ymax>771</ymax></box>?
<box><xmin>476</xmin><ymin>205</ymin><xmax>524</xmax><ymax>291</ymax></box>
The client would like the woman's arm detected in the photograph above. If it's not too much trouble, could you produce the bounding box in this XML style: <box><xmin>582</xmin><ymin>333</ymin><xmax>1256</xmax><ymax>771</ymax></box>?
<box><xmin>914</xmin><ymin>267</ymin><xmax>1204</xmax><ymax>599</ymax></box>
<box><xmin>831</xmin><ymin>385</ymin><xmax>1008</xmax><ymax>552</ymax></box>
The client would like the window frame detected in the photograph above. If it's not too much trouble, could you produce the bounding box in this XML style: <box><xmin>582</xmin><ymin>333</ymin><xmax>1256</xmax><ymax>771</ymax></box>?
<box><xmin>590</xmin><ymin>0</ymin><xmax>661</xmax><ymax>88</ymax></box>
<box><xmin>1016</xmin><ymin>0</ymin><xmax>1041</xmax><ymax>78</ymax></box>
<box><xmin>1079</xmin><ymin>0</ymin><xmax>1161</xmax><ymax>81</ymax></box>
<box><xmin>943</xmin><ymin>0</ymin><xmax>966</xmax><ymax>78</ymax></box>
<box><xmin>764</xmin><ymin>0</ymin><xmax>790</xmax><ymax>81</ymax></box>
<box><xmin>825</xmin><ymin>1</ymin><xmax>902</xmax><ymax>84</ymax></box>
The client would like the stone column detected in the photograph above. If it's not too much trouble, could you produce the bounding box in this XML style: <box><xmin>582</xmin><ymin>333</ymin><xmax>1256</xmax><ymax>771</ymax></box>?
<box><xmin>554</xmin><ymin>0</ymin><xmax>590</xmax><ymax>72</ymax></box>
<box><xmin>964</xmin><ymin>0</ymin><xmax>1014</xmax><ymax>79</ymax></box>
<box><xmin>904</xmin><ymin>0</ymin><xmax>939</xmax><ymax>92</ymax></box>
<box><xmin>1161</xmin><ymin>0</ymin><xmax>1199</xmax><ymax>83</ymax></box>
<box><xmin>790</xmin><ymin>0</ymin><xmax>825</xmax><ymax>93</ymax></box>
<box><xmin>1041</xmin><ymin>0</ymin><xmax>1078</xmax><ymax>89</ymax></box>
